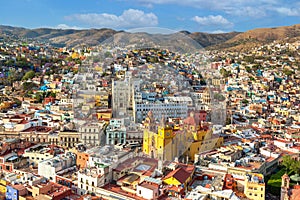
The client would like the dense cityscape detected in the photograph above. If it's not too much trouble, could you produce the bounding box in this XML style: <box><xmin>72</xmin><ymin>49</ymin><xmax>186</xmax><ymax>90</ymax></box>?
<box><xmin>1</xmin><ymin>0</ymin><xmax>300</xmax><ymax>198</ymax></box>
<box><xmin>0</xmin><ymin>26</ymin><xmax>299</xmax><ymax>200</ymax></box>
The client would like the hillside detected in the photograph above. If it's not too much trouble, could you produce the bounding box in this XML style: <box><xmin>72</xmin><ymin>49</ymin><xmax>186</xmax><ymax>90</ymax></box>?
<box><xmin>213</xmin><ymin>24</ymin><xmax>300</xmax><ymax>51</ymax></box>
<box><xmin>187</xmin><ymin>31</ymin><xmax>240</xmax><ymax>48</ymax></box>
<box><xmin>0</xmin><ymin>25</ymin><xmax>239</xmax><ymax>49</ymax></box>
<box><xmin>1</xmin><ymin>24</ymin><xmax>300</xmax><ymax>50</ymax></box>
<box><xmin>0</xmin><ymin>25</ymin><xmax>119</xmax><ymax>48</ymax></box>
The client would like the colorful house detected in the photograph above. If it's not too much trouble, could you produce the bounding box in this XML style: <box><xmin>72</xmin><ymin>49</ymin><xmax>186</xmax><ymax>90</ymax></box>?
<box><xmin>162</xmin><ymin>163</ymin><xmax>195</xmax><ymax>196</ymax></box>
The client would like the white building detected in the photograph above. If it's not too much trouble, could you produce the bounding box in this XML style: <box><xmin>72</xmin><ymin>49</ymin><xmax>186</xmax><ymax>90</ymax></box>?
<box><xmin>136</xmin><ymin>177</ymin><xmax>161</xmax><ymax>200</ymax></box>
<box><xmin>86</xmin><ymin>145</ymin><xmax>134</xmax><ymax>169</ymax></box>
<box><xmin>23</xmin><ymin>144</ymin><xmax>63</xmax><ymax>167</ymax></box>
<box><xmin>38</xmin><ymin>152</ymin><xmax>76</xmax><ymax>182</ymax></box>
<box><xmin>79</xmin><ymin>121</ymin><xmax>106</xmax><ymax>147</ymax></box>
<box><xmin>165</xmin><ymin>96</ymin><xmax>193</xmax><ymax>107</ymax></box>
<box><xmin>274</xmin><ymin>139</ymin><xmax>293</xmax><ymax>149</ymax></box>
<box><xmin>133</xmin><ymin>96</ymin><xmax>189</xmax><ymax>123</ymax></box>
<box><xmin>77</xmin><ymin>166</ymin><xmax>109</xmax><ymax>195</ymax></box>
<box><xmin>77</xmin><ymin>145</ymin><xmax>136</xmax><ymax>195</ymax></box>
<box><xmin>13</xmin><ymin>169</ymin><xmax>46</xmax><ymax>186</ymax></box>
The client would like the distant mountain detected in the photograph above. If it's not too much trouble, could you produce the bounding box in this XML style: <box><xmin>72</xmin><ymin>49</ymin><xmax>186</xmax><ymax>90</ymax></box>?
<box><xmin>1</xmin><ymin>24</ymin><xmax>300</xmax><ymax>50</ymax></box>
<box><xmin>0</xmin><ymin>25</ymin><xmax>239</xmax><ymax>49</ymax></box>
<box><xmin>213</xmin><ymin>24</ymin><xmax>300</xmax><ymax>50</ymax></box>
<box><xmin>184</xmin><ymin>31</ymin><xmax>241</xmax><ymax>48</ymax></box>
<box><xmin>0</xmin><ymin>25</ymin><xmax>119</xmax><ymax>48</ymax></box>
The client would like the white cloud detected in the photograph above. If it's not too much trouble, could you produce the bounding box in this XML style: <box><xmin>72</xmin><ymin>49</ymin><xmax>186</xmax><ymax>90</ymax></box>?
<box><xmin>136</xmin><ymin>0</ymin><xmax>280</xmax><ymax>17</ymax></box>
<box><xmin>225</xmin><ymin>6</ymin><xmax>266</xmax><ymax>18</ymax></box>
<box><xmin>55</xmin><ymin>24</ymin><xmax>82</xmax><ymax>30</ymax></box>
<box><xmin>137</xmin><ymin>0</ymin><xmax>277</xmax><ymax>9</ymax></box>
<box><xmin>211</xmin><ymin>30</ymin><xmax>227</xmax><ymax>34</ymax></box>
<box><xmin>192</xmin><ymin>15</ymin><xmax>233</xmax><ymax>28</ymax></box>
<box><xmin>274</xmin><ymin>7</ymin><xmax>300</xmax><ymax>16</ymax></box>
<box><xmin>65</xmin><ymin>9</ymin><xmax>158</xmax><ymax>29</ymax></box>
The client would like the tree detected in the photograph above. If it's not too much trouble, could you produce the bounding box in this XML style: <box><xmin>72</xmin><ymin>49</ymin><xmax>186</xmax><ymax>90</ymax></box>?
<box><xmin>291</xmin><ymin>160</ymin><xmax>300</xmax><ymax>175</ymax></box>
<box><xmin>244</xmin><ymin>56</ymin><xmax>254</xmax><ymax>63</ymax></box>
<box><xmin>241</xmin><ymin>99</ymin><xmax>249</xmax><ymax>104</ymax></box>
<box><xmin>220</xmin><ymin>68</ymin><xmax>231</xmax><ymax>78</ymax></box>
<box><xmin>249</xmin><ymin>76</ymin><xmax>255</xmax><ymax>81</ymax></box>
<box><xmin>35</xmin><ymin>93</ymin><xmax>43</xmax><ymax>103</ymax></box>
<box><xmin>22</xmin><ymin>82</ymin><xmax>38</xmax><ymax>91</ymax></box>
<box><xmin>214</xmin><ymin>93</ymin><xmax>226</xmax><ymax>101</ymax></box>
<box><xmin>104</xmin><ymin>51</ymin><xmax>113</xmax><ymax>58</ymax></box>
<box><xmin>46</xmin><ymin>91</ymin><xmax>56</xmax><ymax>98</ymax></box>
<box><xmin>7</xmin><ymin>68</ymin><xmax>18</xmax><ymax>85</ymax></box>
<box><xmin>282</xmin><ymin>155</ymin><xmax>294</xmax><ymax>172</ymax></box>
<box><xmin>4</xmin><ymin>59</ymin><xmax>14</xmax><ymax>66</ymax></box>
<box><xmin>245</xmin><ymin>66</ymin><xmax>252</xmax><ymax>73</ymax></box>
<box><xmin>22</xmin><ymin>70</ymin><xmax>35</xmax><ymax>81</ymax></box>
<box><xmin>283</xmin><ymin>69</ymin><xmax>293</xmax><ymax>76</ymax></box>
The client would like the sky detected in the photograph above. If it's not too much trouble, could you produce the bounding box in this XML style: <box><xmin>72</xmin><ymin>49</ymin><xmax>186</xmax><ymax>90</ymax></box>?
<box><xmin>1</xmin><ymin>0</ymin><xmax>300</xmax><ymax>33</ymax></box>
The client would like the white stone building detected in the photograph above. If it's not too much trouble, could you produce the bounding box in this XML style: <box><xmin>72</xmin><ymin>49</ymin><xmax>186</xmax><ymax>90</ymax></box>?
<box><xmin>77</xmin><ymin>166</ymin><xmax>109</xmax><ymax>195</ymax></box>
<box><xmin>37</xmin><ymin>152</ymin><xmax>76</xmax><ymax>182</ymax></box>
<box><xmin>79</xmin><ymin>121</ymin><xmax>106</xmax><ymax>147</ymax></box>
<box><xmin>133</xmin><ymin>96</ymin><xmax>189</xmax><ymax>123</ymax></box>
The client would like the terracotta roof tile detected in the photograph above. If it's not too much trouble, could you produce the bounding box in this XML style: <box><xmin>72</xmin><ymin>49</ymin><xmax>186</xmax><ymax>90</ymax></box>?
<box><xmin>163</xmin><ymin>167</ymin><xmax>191</xmax><ymax>185</ymax></box>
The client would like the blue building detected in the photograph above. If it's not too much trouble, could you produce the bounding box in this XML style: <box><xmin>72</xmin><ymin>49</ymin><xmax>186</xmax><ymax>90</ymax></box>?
<box><xmin>106</xmin><ymin>118</ymin><xmax>126</xmax><ymax>145</ymax></box>
<box><xmin>6</xmin><ymin>185</ymin><xmax>18</xmax><ymax>200</ymax></box>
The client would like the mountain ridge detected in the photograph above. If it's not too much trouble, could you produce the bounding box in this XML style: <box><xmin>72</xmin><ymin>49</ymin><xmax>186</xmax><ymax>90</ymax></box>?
<box><xmin>1</xmin><ymin>24</ymin><xmax>300</xmax><ymax>50</ymax></box>
<box><xmin>0</xmin><ymin>25</ymin><xmax>240</xmax><ymax>48</ymax></box>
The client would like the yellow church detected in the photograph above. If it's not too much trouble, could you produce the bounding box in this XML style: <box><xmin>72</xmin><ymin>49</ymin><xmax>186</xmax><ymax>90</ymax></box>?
<box><xmin>143</xmin><ymin>111</ymin><xmax>223</xmax><ymax>162</ymax></box>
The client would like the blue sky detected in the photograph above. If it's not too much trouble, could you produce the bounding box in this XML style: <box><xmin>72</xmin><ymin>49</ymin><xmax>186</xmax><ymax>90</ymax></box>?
<box><xmin>1</xmin><ymin>0</ymin><xmax>300</xmax><ymax>33</ymax></box>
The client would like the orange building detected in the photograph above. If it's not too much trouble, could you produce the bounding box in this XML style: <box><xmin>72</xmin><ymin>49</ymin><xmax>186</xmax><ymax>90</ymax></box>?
<box><xmin>76</xmin><ymin>151</ymin><xmax>89</xmax><ymax>169</ymax></box>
